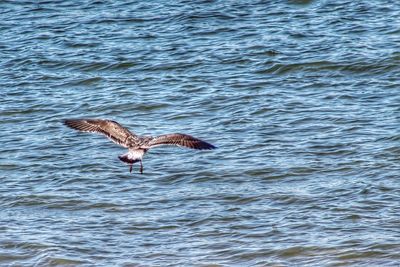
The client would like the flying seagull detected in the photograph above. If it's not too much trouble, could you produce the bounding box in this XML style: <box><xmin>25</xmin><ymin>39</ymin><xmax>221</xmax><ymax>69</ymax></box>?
<box><xmin>63</xmin><ymin>119</ymin><xmax>216</xmax><ymax>174</ymax></box>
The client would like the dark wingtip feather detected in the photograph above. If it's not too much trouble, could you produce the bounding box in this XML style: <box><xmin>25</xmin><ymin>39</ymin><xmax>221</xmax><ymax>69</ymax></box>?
<box><xmin>209</xmin><ymin>143</ymin><xmax>217</xmax><ymax>149</ymax></box>
<box><xmin>63</xmin><ymin>119</ymin><xmax>73</xmax><ymax>127</ymax></box>
<box><xmin>62</xmin><ymin>119</ymin><xmax>93</xmax><ymax>132</ymax></box>
<box><xmin>63</xmin><ymin>119</ymin><xmax>78</xmax><ymax>125</ymax></box>
<box><xmin>197</xmin><ymin>141</ymin><xmax>216</xmax><ymax>150</ymax></box>
<box><xmin>63</xmin><ymin>119</ymin><xmax>80</xmax><ymax>129</ymax></box>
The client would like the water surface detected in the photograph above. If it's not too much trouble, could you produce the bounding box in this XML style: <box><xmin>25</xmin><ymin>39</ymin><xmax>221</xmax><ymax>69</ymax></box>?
<box><xmin>1</xmin><ymin>0</ymin><xmax>400</xmax><ymax>266</ymax></box>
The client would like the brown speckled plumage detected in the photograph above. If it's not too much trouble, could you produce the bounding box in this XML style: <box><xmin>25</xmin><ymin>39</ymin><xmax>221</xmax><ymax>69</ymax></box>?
<box><xmin>63</xmin><ymin>119</ymin><xmax>216</xmax><ymax>173</ymax></box>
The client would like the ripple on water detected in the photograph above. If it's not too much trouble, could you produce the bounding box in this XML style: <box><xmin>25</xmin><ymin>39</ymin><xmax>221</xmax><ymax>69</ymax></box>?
<box><xmin>1</xmin><ymin>0</ymin><xmax>400</xmax><ymax>266</ymax></box>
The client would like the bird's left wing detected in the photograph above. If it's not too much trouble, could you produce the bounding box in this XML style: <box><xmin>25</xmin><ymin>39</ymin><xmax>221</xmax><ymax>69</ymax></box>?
<box><xmin>63</xmin><ymin>119</ymin><xmax>140</xmax><ymax>148</ymax></box>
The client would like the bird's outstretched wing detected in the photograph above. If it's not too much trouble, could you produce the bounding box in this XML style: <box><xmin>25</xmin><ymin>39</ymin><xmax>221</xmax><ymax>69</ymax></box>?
<box><xmin>144</xmin><ymin>133</ymin><xmax>216</xmax><ymax>150</ymax></box>
<box><xmin>63</xmin><ymin>119</ymin><xmax>140</xmax><ymax>148</ymax></box>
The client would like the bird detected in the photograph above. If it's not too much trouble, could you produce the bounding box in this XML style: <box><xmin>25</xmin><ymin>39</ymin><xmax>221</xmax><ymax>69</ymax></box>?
<box><xmin>63</xmin><ymin>119</ymin><xmax>216</xmax><ymax>174</ymax></box>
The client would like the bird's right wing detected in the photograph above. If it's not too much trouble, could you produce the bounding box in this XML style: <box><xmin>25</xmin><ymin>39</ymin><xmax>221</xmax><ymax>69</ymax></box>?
<box><xmin>63</xmin><ymin>119</ymin><xmax>140</xmax><ymax>148</ymax></box>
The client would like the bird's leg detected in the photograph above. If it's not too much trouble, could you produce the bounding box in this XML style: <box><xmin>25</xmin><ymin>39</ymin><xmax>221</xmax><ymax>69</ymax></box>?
<box><xmin>140</xmin><ymin>160</ymin><xmax>143</xmax><ymax>174</ymax></box>
<box><xmin>129</xmin><ymin>164</ymin><xmax>133</xmax><ymax>173</ymax></box>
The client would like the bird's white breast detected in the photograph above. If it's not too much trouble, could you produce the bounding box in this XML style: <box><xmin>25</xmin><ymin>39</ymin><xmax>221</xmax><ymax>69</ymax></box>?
<box><xmin>128</xmin><ymin>149</ymin><xmax>146</xmax><ymax>160</ymax></box>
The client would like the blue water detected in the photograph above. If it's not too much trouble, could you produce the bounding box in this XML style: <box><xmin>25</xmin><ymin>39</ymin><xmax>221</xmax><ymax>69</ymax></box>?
<box><xmin>1</xmin><ymin>1</ymin><xmax>400</xmax><ymax>266</ymax></box>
